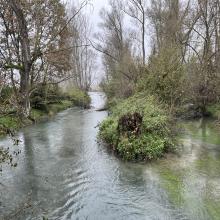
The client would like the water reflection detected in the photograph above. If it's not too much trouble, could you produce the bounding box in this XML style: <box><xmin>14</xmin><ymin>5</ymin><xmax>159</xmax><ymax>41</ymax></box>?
<box><xmin>183</xmin><ymin>118</ymin><xmax>220</xmax><ymax>146</ymax></box>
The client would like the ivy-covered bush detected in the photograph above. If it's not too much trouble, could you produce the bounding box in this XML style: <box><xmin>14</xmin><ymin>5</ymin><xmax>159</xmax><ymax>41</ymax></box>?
<box><xmin>99</xmin><ymin>93</ymin><xmax>175</xmax><ymax>161</ymax></box>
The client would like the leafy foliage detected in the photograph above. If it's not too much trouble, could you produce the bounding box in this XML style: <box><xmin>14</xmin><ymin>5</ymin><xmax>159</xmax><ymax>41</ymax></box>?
<box><xmin>99</xmin><ymin>93</ymin><xmax>175</xmax><ymax>161</ymax></box>
<box><xmin>0</xmin><ymin>86</ymin><xmax>14</xmax><ymax>103</ymax></box>
<box><xmin>138</xmin><ymin>47</ymin><xmax>186</xmax><ymax>110</ymax></box>
<box><xmin>30</xmin><ymin>84</ymin><xmax>65</xmax><ymax>112</ymax></box>
<box><xmin>30</xmin><ymin>85</ymin><xmax>90</xmax><ymax>114</ymax></box>
<box><xmin>65</xmin><ymin>88</ymin><xmax>91</xmax><ymax>109</ymax></box>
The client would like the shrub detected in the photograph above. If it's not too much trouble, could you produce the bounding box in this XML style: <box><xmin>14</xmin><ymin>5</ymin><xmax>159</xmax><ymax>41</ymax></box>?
<box><xmin>65</xmin><ymin>88</ymin><xmax>91</xmax><ymax>108</ymax></box>
<box><xmin>0</xmin><ymin>86</ymin><xmax>14</xmax><ymax>101</ymax></box>
<box><xmin>31</xmin><ymin>85</ymin><xmax>90</xmax><ymax>112</ymax></box>
<box><xmin>99</xmin><ymin>93</ymin><xmax>175</xmax><ymax>161</ymax></box>
<box><xmin>30</xmin><ymin>84</ymin><xmax>64</xmax><ymax>111</ymax></box>
<box><xmin>138</xmin><ymin>47</ymin><xmax>187</xmax><ymax>111</ymax></box>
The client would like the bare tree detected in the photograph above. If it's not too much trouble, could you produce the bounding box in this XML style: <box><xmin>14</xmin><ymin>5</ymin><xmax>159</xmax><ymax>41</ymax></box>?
<box><xmin>124</xmin><ymin>0</ymin><xmax>147</xmax><ymax>65</ymax></box>
<box><xmin>94</xmin><ymin>0</ymin><xmax>137</xmax><ymax>98</ymax></box>
<box><xmin>68</xmin><ymin>6</ymin><xmax>95</xmax><ymax>91</ymax></box>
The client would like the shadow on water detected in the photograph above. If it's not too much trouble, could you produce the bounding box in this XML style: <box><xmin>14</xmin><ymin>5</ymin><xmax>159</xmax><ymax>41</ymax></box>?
<box><xmin>1</xmin><ymin>93</ymin><xmax>220</xmax><ymax>220</ymax></box>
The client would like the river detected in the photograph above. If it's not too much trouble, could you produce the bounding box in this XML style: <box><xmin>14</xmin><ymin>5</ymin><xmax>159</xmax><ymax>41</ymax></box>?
<box><xmin>0</xmin><ymin>92</ymin><xmax>220</xmax><ymax>220</ymax></box>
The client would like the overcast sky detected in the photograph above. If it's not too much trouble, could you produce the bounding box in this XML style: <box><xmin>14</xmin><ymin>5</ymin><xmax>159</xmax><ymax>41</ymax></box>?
<box><xmin>85</xmin><ymin>0</ymin><xmax>109</xmax><ymax>85</ymax></box>
<box><xmin>89</xmin><ymin>0</ymin><xmax>108</xmax><ymax>29</ymax></box>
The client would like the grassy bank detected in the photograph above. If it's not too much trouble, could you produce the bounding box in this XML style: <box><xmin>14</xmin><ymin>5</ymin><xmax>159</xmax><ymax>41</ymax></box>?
<box><xmin>65</xmin><ymin>88</ymin><xmax>91</xmax><ymax>109</ymax></box>
<box><xmin>30</xmin><ymin>100</ymin><xmax>73</xmax><ymax>122</ymax></box>
<box><xmin>98</xmin><ymin>93</ymin><xmax>176</xmax><ymax>161</ymax></box>
<box><xmin>0</xmin><ymin>88</ymin><xmax>90</xmax><ymax>136</ymax></box>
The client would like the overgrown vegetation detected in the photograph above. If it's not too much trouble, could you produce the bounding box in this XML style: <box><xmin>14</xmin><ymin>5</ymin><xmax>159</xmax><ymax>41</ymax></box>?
<box><xmin>138</xmin><ymin>47</ymin><xmax>187</xmax><ymax>112</ymax></box>
<box><xmin>0</xmin><ymin>0</ymin><xmax>94</xmax><ymax>170</ymax></box>
<box><xmin>0</xmin><ymin>85</ymin><xmax>90</xmax><ymax>171</ymax></box>
<box><xmin>99</xmin><ymin>93</ymin><xmax>175</xmax><ymax>161</ymax></box>
<box><xmin>65</xmin><ymin>88</ymin><xmax>91</xmax><ymax>109</ymax></box>
<box><xmin>0</xmin><ymin>85</ymin><xmax>90</xmax><ymax>136</ymax></box>
<box><xmin>97</xmin><ymin>0</ymin><xmax>220</xmax><ymax>161</ymax></box>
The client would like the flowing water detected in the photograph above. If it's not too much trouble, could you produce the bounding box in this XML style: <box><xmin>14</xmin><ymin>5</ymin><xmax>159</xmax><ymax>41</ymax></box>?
<box><xmin>0</xmin><ymin>92</ymin><xmax>220</xmax><ymax>220</ymax></box>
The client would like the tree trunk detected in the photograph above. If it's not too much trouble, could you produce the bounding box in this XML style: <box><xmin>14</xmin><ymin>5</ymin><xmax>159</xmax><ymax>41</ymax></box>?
<box><xmin>142</xmin><ymin>11</ymin><xmax>145</xmax><ymax>65</ymax></box>
<box><xmin>8</xmin><ymin>0</ymin><xmax>31</xmax><ymax>117</ymax></box>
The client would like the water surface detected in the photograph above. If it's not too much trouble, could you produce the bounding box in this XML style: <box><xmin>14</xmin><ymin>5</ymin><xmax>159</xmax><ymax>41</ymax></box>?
<box><xmin>0</xmin><ymin>93</ymin><xmax>220</xmax><ymax>220</ymax></box>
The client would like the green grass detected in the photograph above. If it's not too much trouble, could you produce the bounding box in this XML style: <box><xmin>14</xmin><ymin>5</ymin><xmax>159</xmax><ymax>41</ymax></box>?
<box><xmin>30</xmin><ymin>109</ymin><xmax>48</xmax><ymax>121</ymax></box>
<box><xmin>0</xmin><ymin>86</ymin><xmax>91</xmax><ymax>136</ymax></box>
<box><xmin>0</xmin><ymin>100</ymin><xmax>75</xmax><ymax>136</ymax></box>
<box><xmin>0</xmin><ymin>115</ymin><xmax>21</xmax><ymax>129</ymax></box>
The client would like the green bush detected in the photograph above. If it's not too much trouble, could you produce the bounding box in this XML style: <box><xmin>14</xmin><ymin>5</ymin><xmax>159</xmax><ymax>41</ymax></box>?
<box><xmin>30</xmin><ymin>84</ymin><xmax>65</xmax><ymax>111</ymax></box>
<box><xmin>65</xmin><ymin>88</ymin><xmax>91</xmax><ymax>108</ymax></box>
<box><xmin>138</xmin><ymin>47</ymin><xmax>187</xmax><ymax>111</ymax></box>
<box><xmin>99</xmin><ymin>93</ymin><xmax>175</xmax><ymax>161</ymax></box>
<box><xmin>0</xmin><ymin>86</ymin><xmax>14</xmax><ymax>103</ymax></box>
<box><xmin>99</xmin><ymin>117</ymin><xmax>119</xmax><ymax>147</ymax></box>
<box><xmin>31</xmin><ymin>85</ymin><xmax>90</xmax><ymax>115</ymax></box>
<box><xmin>0</xmin><ymin>115</ymin><xmax>22</xmax><ymax>136</ymax></box>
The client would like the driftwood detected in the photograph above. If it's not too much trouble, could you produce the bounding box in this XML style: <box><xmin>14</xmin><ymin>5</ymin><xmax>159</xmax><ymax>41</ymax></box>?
<box><xmin>96</xmin><ymin>107</ymin><xmax>108</xmax><ymax>112</ymax></box>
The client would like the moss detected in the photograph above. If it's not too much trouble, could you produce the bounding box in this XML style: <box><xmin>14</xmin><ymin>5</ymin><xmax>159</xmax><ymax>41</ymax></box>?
<box><xmin>159</xmin><ymin>166</ymin><xmax>220</xmax><ymax>220</ymax></box>
<box><xmin>158</xmin><ymin>167</ymin><xmax>184</xmax><ymax>205</ymax></box>
<box><xmin>99</xmin><ymin>93</ymin><xmax>176</xmax><ymax>161</ymax></box>
<box><xmin>195</xmin><ymin>157</ymin><xmax>220</xmax><ymax>219</ymax></box>
<box><xmin>205</xmin><ymin>199</ymin><xmax>220</xmax><ymax>220</ymax></box>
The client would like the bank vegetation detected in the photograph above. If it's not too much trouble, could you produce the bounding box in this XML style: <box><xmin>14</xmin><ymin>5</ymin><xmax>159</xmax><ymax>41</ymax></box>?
<box><xmin>97</xmin><ymin>0</ymin><xmax>220</xmax><ymax>161</ymax></box>
<box><xmin>0</xmin><ymin>0</ymin><xmax>94</xmax><ymax>168</ymax></box>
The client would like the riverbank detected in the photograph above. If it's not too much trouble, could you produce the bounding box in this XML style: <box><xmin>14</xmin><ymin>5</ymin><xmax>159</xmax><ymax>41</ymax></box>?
<box><xmin>0</xmin><ymin>89</ymin><xmax>91</xmax><ymax>136</ymax></box>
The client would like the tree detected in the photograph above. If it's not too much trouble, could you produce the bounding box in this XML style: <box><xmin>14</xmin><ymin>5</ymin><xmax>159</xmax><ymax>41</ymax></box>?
<box><xmin>94</xmin><ymin>0</ymin><xmax>138</xmax><ymax>98</ymax></box>
<box><xmin>68</xmin><ymin>4</ymin><xmax>95</xmax><ymax>91</ymax></box>
<box><xmin>124</xmin><ymin>0</ymin><xmax>147</xmax><ymax>65</ymax></box>
<box><xmin>0</xmin><ymin>0</ymin><xmax>85</xmax><ymax>118</ymax></box>
<box><xmin>7</xmin><ymin>0</ymin><xmax>32</xmax><ymax>117</ymax></box>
